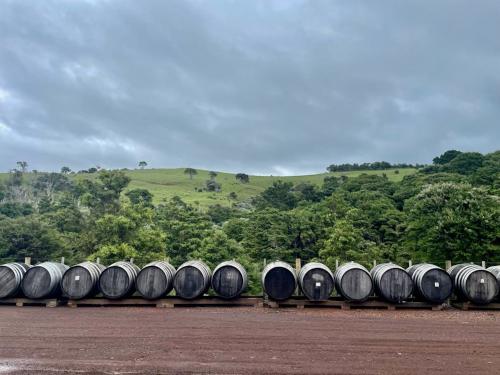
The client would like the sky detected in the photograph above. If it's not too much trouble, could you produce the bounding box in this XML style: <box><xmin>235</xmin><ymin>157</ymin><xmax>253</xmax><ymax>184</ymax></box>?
<box><xmin>0</xmin><ymin>0</ymin><xmax>499</xmax><ymax>175</ymax></box>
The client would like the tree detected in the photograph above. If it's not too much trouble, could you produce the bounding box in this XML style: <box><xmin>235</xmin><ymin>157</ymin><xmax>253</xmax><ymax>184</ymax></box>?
<box><xmin>433</xmin><ymin>150</ymin><xmax>462</xmax><ymax>165</ymax></box>
<box><xmin>255</xmin><ymin>180</ymin><xmax>297</xmax><ymax>210</ymax></box>
<box><xmin>16</xmin><ymin>161</ymin><xmax>28</xmax><ymax>173</ymax></box>
<box><xmin>322</xmin><ymin>176</ymin><xmax>340</xmax><ymax>197</ymax></box>
<box><xmin>138</xmin><ymin>161</ymin><xmax>148</xmax><ymax>169</ymax></box>
<box><xmin>207</xmin><ymin>204</ymin><xmax>234</xmax><ymax>225</ymax></box>
<box><xmin>404</xmin><ymin>183</ymin><xmax>499</xmax><ymax>262</ymax></box>
<box><xmin>0</xmin><ymin>202</ymin><xmax>33</xmax><ymax>218</ymax></box>
<box><xmin>184</xmin><ymin>168</ymin><xmax>197</xmax><ymax>180</ymax></box>
<box><xmin>126</xmin><ymin>188</ymin><xmax>153</xmax><ymax>206</ymax></box>
<box><xmin>205</xmin><ymin>179</ymin><xmax>221</xmax><ymax>192</ymax></box>
<box><xmin>228</xmin><ymin>191</ymin><xmax>238</xmax><ymax>201</ymax></box>
<box><xmin>208</xmin><ymin>171</ymin><xmax>218</xmax><ymax>180</ymax></box>
<box><xmin>235</xmin><ymin>173</ymin><xmax>250</xmax><ymax>183</ymax></box>
<box><xmin>241</xmin><ymin>208</ymin><xmax>296</xmax><ymax>262</ymax></box>
<box><xmin>32</xmin><ymin>173</ymin><xmax>72</xmax><ymax>199</ymax></box>
<box><xmin>88</xmin><ymin>243</ymin><xmax>139</xmax><ymax>265</ymax></box>
<box><xmin>0</xmin><ymin>216</ymin><xmax>66</xmax><ymax>263</ymax></box>
<box><xmin>444</xmin><ymin>152</ymin><xmax>484</xmax><ymax>175</ymax></box>
<box><xmin>60</xmin><ymin>166</ymin><xmax>71</xmax><ymax>174</ymax></box>
<box><xmin>293</xmin><ymin>182</ymin><xmax>323</xmax><ymax>203</ymax></box>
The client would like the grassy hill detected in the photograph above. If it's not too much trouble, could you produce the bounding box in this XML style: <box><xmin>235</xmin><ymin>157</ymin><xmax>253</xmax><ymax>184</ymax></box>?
<box><xmin>1</xmin><ymin>167</ymin><xmax>417</xmax><ymax>208</ymax></box>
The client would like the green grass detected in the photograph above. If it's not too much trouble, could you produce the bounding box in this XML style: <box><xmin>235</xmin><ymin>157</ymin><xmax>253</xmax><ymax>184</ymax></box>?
<box><xmin>0</xmin><ymin>168</ymin><xmax>417</xmax><ymax>208</ymax></box>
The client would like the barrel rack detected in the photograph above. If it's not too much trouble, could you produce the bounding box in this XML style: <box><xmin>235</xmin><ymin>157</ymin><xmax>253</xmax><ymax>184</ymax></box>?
<box><xmin>3</xmin><ymin>296</ymin><xmax>500</xmax><ymax>310</ymax></box>
<box><xmin>263</xmin><ymin>296</ymin><xmax>447</xmax><ymax>311</ymax></box>
<box><xmin>66</xmin><ymin>295</ymin><xmax>263</xmax><ymax>308</ymax></box>
<box><xmin>0</xmin><ymin>297</ymin><xmax>65</xmax><ymax>307</ymax></box>
<box><xmin>451</xmin><ymin>301</ymin><xmax>500</xmax><ymax>311</ymax></box>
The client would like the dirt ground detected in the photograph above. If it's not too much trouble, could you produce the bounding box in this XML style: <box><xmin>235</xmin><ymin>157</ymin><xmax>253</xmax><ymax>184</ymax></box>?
<box><xmin>0</xmin><ymin>307</ymin><xmax>499</xmax><ymax>374</ymax></box>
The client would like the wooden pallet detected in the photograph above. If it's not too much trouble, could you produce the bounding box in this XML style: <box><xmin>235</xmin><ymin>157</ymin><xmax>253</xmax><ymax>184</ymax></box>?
<box><xmin>265</xmin><ymin>296</ymin><xmax>446</xmax><ymax>311</ymax></box>
<box><xmin>451</xmin><ymin>301</ymin><xmax>500</xmax><ymax>311</ymax></box>
<box><xmin>0</xmin><ymin>298</ymin><xmax>64</xmax><ymax>307</ymax></box>
<box><xmin>67</xmin><ymin>296</ymin><xmax>264</xmax><ymax>308</ymax></box>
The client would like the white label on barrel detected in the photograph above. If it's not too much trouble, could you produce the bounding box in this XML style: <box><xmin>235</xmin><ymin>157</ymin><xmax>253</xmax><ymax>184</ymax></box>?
<box><xmin>315</xmin><ymin>282</ymin><xmax>321</xmax><ymax>287</ymax></box>
<box><xmin>480</xmin><ymin>279</ymin><xmax>485</xmax><ymax>284</ymax></box>
<box><xmin>434</xmin><ymin>282</ymin><xmax>439</xmax><ymax>288</ymax></box>
<box><xmin>75</xmin><ymin>276</ymin><xmax>80</xmax><ymax>281</ymax></box>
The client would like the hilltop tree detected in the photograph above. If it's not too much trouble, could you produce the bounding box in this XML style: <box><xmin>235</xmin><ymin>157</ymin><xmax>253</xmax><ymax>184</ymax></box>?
<box><xmin>235</xmin><ymin>173</ymin><xmax>249</xmax><ymax>184</ymax></box>
<box><xmin>208</xmin><ymin>171</ymin><xmax>218</xmax><ymax>180</ymax></box>
<box><xmin>444</xmin><ymin>152</ymin><xmax>484</xmax><ymax>175</ymax></box>
<box><xmin>433</xmin><ymin>150</ymin><xmax>462</xmax><ymax>165</ymax></box>
<box><xmin>184</xmin><ymin>168</ymin><xmax>197</xmax><ymax>180</ymax></box>
<box><xmin>138</xmin><ymin>161</ymin><xmax>148</xmax><ymax>169</ymax></box>
<box><xmin>16</xmin><ymin>161</ymin><xmax>28</xmax><ymax>173</ymax></box>
<box><xmin>60</xmin><ymin>166</ymin><xmax>71</xmax><ymax>174</ymax></box>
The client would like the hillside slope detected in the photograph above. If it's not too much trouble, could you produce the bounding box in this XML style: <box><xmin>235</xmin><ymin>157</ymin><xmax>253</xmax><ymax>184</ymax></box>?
<box><xmin>94</xmin><ymin>167</ymin><xmax>416</xmax><ymax>207</ymax></box>
<box><xmin>0</xmin><ymin>168</ymin><xmax>417</xmax><ymax>207</ymax></box>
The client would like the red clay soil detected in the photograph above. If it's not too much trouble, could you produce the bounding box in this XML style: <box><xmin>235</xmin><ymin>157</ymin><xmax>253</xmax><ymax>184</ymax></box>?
<box><xmin>0</xmin><ymin>307</ymin><xmax>499</xmax><ymax>374</ymax></box>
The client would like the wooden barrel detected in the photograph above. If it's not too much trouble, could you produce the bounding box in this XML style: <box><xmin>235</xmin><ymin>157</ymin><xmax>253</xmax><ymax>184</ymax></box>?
<box><xmin>334</xmin><ymin>262</ymin><xmax>373</xmax><ymax>302</ymax></box>
<box><xmin>370</xmin><ymin>263</ymin><xmax>413</xmax><ymax>303</ymax></box>
<box><xmin>487</xmin><ymin>266</ymin><xmax>500</xmax><ymax>293</ymax></box>
<box><xmin>298</xmin><ymin>262</ymin><xmax>334</xmax><ymax>301</ymax></box>
<box><xmin>173</xmin><ymin>260</ymin><xmax>211</xmax><ymax>299</ymax></box>
<box><xmin>136</xmin><ymin>261</ymin><xmax>176</xmax><ymax>300</ymax></box>
<box><xmin>262</xmin><ymin>261</ymin><xmax>297</xmax><ymax>301</ymax></box>
<box><xmin>212</xmin><ymin>260</ymin><xmax>248</xmax><ymax>299</ymax></box>
<box><xmin>61</xmin><ymin>261</ymin><xmax>106</xmax><ymax>300</ymax></box>
<box><xmin>0</xmin><ymin>262</ymin><xmax>31</xmax><ymax>298</ymax></box>
<box><xmin>21</xmin><ymin>262</ymin><xmax>69</xmax><ymax>299</ymax></box>
<box><xmin>448</xmin><ymin>263</ymin><xmax>498</xmax><ymax>304</ymax></box>
<box><xmin>406</xmin><ymin>263</ymin><xmax>452</xmax><ymax>303</ymax></box>
<box><xmin>99</xmin><ymin>261</ymin><xmax>140</xmax><ymax>299</ymax></box>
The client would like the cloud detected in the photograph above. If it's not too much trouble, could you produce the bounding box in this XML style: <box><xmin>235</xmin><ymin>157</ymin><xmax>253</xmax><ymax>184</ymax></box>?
<box><xmin>0</xmin><ymin>0</ymin><xmax>499</xmax><ymax>175</ymax></box>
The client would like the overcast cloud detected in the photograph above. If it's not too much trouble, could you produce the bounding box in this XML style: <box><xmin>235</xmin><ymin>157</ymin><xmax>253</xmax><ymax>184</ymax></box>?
<box><xmin>0</xmin><ymin>0</ymin><xmax>499</xmax><ymax>175</ymax></box>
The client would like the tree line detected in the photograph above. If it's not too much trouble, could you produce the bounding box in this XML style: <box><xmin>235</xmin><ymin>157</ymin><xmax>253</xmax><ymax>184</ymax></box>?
<box><xmin>0</xmin><ymin>149</ymin><xmax>498</xmax><ymax>294</ymax></box>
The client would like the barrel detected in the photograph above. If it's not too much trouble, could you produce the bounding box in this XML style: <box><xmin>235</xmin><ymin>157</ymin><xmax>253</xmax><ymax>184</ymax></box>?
<box><xmin>370</xmin><ymin>263</ymin><xmax>413</xmax><ymax>303</ymax></box>
<box><xmin>334</xmin><ymin>262</ymin><xmax>373</xmax><ymax>302</ymax></box>
<box><xmin>298</xmin><ymin>262</ymin><xmax>334</xmax><ymax>301</ymax></box>
<box><xmin>0</xmin><ymin>262</ymin><xmax>31</xmax><ymax>298</ymax></box>
<box><xmin>448</xmin><ymin>263</ymin><xmax>498</xmax><ymax>304</ymax></box>
<box><xmin>173</xmin><ymin>260</ymin><xmax>211</xmax><ymax>299</ymax></box>
<box><xmin>61</xmin><ymin>261</ymin><xmax>105</xmax><ymax>300</ymax></box>
<box><xmin>21</xmin><ymin>262</ymin><xmax>69</xmax><ymax>299</ymax></box>
<box><xmin>99</xmin><ymin>261</ymin><xmax>140</xmax><ymax>299</ymax></box>
<box><xmin>406</xmin><ymin>263</ymin><xmax>453</xmax><ymax>304</ymax></box>
<box><xmin>211</xmin><ymin>260</ymin><xmax>248</xmax><ymax>299</ymax></box>
<box><xmin>262</xmin><ymin>261</ymin><xmax>297</xmax><ymax>300</ymax></box>
<box><xmin>487</xmin><ymin>266</ymin><xmax>500</xmax><ymax>294</ymax></box>
<box><xmin>136</xmin><ymin>261</ymin><xmax>176</xmax><ymax>300</ymax></box>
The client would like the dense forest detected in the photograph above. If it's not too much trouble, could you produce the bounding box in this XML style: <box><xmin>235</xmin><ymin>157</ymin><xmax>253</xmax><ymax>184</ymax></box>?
<box><xmin>0</xmin><ymin>150</ymin><xmax>498</xmax><ymax>293</ymax></box>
